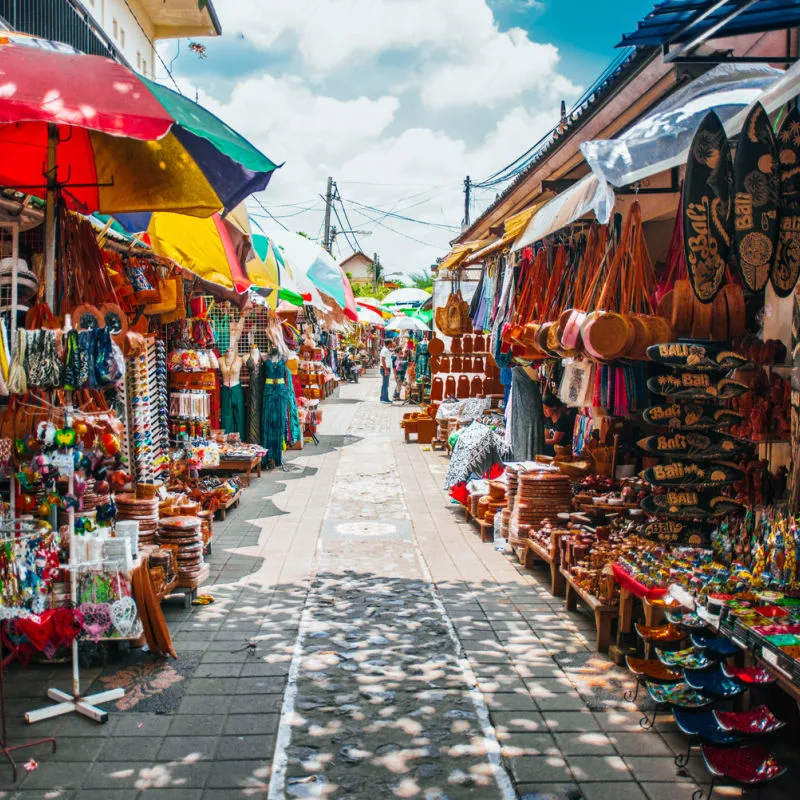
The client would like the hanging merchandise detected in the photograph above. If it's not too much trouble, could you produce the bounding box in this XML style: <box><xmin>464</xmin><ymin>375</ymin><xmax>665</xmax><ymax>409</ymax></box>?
<box><xmin>773</xmin><ymin>107</ymin><xmax>800</xmax><ymax>297</ymax></box>
<box><xmin>733</xmin><ymin>102</ymin><xmax>779</xmax><ymax>293</ymax></box>
<box><xmin>436</xmin><ymin>272</ymin><xmax>471</xmax><ymax>337</ymax></box>
<box><xmin>683</xmin><ymin>110</ymin><xmax>733</xmax><ymax>303</ymax></box>
<box><xmin>581</xmin><ymin>202</ymin><xmax>669</xmax><ymax>361</ymax></box>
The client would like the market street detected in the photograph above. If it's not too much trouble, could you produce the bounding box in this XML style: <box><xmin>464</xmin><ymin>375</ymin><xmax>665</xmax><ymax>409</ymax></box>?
<box><xmin>6</xmin><ymin>370</ymin><xmax>787</xmax><ymax>800</ymax></box>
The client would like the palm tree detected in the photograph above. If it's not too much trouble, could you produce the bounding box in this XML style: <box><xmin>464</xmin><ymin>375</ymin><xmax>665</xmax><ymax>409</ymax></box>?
<box><xmin>408</xmin><ymin>269</ymin><xmax>433</xmax><ymax>291</ymax></box>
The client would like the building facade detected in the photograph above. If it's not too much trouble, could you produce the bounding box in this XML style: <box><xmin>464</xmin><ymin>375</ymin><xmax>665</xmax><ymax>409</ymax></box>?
<box><xmin>340</xmin><ymin>252</ymin><xmax>376</xmax><ymax>286</ymax></box>
<box><xmin>0</xmin><ymin>0</ymin><xmax>220</xmax><ymax>72</ymax></box>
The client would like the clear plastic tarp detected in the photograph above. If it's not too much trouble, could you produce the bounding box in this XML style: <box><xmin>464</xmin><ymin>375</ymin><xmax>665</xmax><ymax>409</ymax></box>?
<box><xmin>580</xmin><ymin>63</ymin><xmax>784</xmax><ymax>207</ymax></box>
<box><xmin>513</xmin><ymin>174</ymin><xmax>614</xmax><ymax>250</ymax></box>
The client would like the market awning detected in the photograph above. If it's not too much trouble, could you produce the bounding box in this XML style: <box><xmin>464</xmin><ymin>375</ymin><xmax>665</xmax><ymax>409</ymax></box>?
<box><xmin>464</xmin><ymin>204</ymin><xmax>542</xmax><ymax>264</ymax></box>
<box><xmin>512</xmin><ymin>175</ymin><xmax>614</xmax><ymax>250</ymax></box>
<box><xmin>618</xmin><ymin>0</ymin><xmax>800</xmax><ymax>50</ymax></box>
<box><xmin>438</xmin><ymin>241</ymin><xmax>483</xmax><ymax>271</ymax></box>
<box><xmin>580</xmin><ymin>62</ymin><xmax>783</xmax><ymax>210</ymax></box>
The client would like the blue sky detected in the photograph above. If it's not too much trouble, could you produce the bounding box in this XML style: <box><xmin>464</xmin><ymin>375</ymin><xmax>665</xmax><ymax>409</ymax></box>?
<box><xmin>169</xmin><ymin>0</ymin><xmax>657</xmax><ymax>276</ymax></box>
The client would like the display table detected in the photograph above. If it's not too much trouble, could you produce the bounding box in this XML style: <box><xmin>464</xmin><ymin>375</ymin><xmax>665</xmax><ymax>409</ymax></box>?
<box><xmin>528</xmin><ymin>531</ymin><xmax>570</xmax><ymax>596</ymax></box>
<box><xmin>201</xmin><ymin>456</ymin><xmax>261</xmax><ymax>487</ymax></box>
<box><xmin>561</xmin><ymin>567</ymin><xmax>619</xmax><ymax>652</ymax></box>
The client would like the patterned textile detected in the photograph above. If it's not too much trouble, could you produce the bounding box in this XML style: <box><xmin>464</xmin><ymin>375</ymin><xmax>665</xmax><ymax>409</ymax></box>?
<box><xmin>444</xmin><ymin>422</ymin><xmax>512</xmax><ymax>489</ymax></box>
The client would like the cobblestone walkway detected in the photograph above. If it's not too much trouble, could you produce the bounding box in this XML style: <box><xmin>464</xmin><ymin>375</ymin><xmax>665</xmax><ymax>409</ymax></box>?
<box><xmin>1</xmin><ymin>372</ymin><xmax>794</xmax><ymax>800</ymax></box>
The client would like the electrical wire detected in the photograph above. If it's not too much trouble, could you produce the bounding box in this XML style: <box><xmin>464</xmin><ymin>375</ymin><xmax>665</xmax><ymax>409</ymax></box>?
<box><xmin>334</xmin><ymin>185</ymin><xmax>363</xmax><ymax>252</ymax></box>
<box><xmin>346</xmin><ymin>199</ymin><xmax>459</xmax><ymax>231</ymax></box>
<box><xmin>348</xmin><ymin>206</ymin><xmax>445</xmax><ymax>250</ymax></box>
<box><xmin>473</xmin><ymin>47</ymin><xmax>635</xmax><ymax>189</ymax></box>
<box><xmin>121</xmin><ymin>0</ymin><xmax>182</xmax><ymax>93</ymax></box>
<box><xmin>251</xmin><ymin>196</ymin><xmax>288</xmax><ymax>231</ymax></box>
<box><xmin>331</xmin><ymin>202</ymin><xmax>358</xmax><ymax>253</ymax></box>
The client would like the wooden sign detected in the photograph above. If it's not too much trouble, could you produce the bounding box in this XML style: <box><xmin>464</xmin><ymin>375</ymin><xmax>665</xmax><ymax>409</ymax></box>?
<box><xmin>641</xmin><ymin>461</ymin><xmax>744</xmax><ymax>488</ymax></box>
<box><xmin>646</xmin><ymin>342</ymin><xmax>748</xmax><ymax>372</ymax></box>
<box><xmin>641</xmin><ymin>519</ymin><xmax>708</xmax><ymax>546</ymax></box>
<box><xmin>683</xmin><ymin>111</ymin><xmax>733</xmax><ymax>303</ymax></box>
<box><xmin>643</xmin><ymin>403</ymin><xmax>743</xmax><ymax>430</ymax></box>
<box><xmin>642</xmin><ymin>491</ymin><xmax>745</xmax><ymax>519</ymax></box>
<box><xmin>647</xmin><ymin>373</ymin><xmax>749</xmax><ymax>400</ymax></box>
<box><xmin>734</xmin><ymin>102</ymin><xmax>779</xmax><ymax>292</ymax></box>
<box><xmin>773</xmin><ymin>107</ymin><xmax>800</xmax><ymax>297</ymax></box>
<box><xmin>638</xmin><ymin>431</ymin><xmax>752</xmax><ymax>460</ymax></box>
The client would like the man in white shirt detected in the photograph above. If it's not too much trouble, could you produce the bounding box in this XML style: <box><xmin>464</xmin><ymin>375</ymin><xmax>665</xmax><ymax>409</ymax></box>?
<box><xmin>379</xmin><ymin>340</ymin><xmax>395</xmax><ymax>404</ymax></box>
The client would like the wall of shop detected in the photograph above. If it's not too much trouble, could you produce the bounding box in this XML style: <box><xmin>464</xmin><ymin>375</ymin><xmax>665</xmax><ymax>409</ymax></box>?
<box><xmin>78</xmin><ymin>0</ymin><xmax>156</xmax><ymax>75</ymax></box>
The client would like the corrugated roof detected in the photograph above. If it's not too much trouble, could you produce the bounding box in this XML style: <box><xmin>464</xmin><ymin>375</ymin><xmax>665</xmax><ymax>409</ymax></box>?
<box><xmin>619</xmin><ymin>0</ymin><xmax>800</xmax><ymax>48</ymax></box>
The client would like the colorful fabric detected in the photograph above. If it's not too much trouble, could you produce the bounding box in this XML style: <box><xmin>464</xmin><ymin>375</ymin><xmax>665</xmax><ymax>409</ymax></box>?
<box><xmin>262</xmin><ymin>358</ymin><xmax>288</xmax><ymax>466</ymax></box>
<box><xmin>220</xmin><ymin>384</ymin><xmax>246</xmax><ymax>440</ymax></box>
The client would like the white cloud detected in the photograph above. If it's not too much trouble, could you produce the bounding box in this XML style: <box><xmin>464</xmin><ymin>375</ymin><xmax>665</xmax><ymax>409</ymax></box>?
<box><xmin>169</xmin><ymin>1</ymin><xmax>579</xmax><ymax>276</ymax></box>
<box><xmin>212</xmin><ymin>0</ymin><xmax>579</xmax><ymax>110</ymax></box>
<box><xmin>421</xmin><ymin>28</ymin><xmax>577</xmax><ymax>110</ymax></box>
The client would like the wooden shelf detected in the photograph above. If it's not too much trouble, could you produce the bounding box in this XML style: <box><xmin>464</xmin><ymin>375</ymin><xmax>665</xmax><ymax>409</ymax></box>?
<box><xmin>560</xmin><ymin>567</ymin><xmax>619</xmax><ymax>652</ymax></box>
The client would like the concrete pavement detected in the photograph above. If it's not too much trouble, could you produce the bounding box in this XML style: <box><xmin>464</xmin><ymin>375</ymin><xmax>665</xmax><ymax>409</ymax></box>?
<box><xmin>2</xmin><ymin>371</ymin><xmax>791</xmax><ymax>799</ymax></box>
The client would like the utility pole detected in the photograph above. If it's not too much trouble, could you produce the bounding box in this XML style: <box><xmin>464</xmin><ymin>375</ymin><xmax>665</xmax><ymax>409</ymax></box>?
<box><xmin>462</xmin><ymin>175</ymin><xmax>471</xmax><ymax>230</ymax></box>
<box><xmin>322</xmin><ymin>175</ymin><xmax>334</xmax><ymax>252</ymax></box>
<box><xmin>372</xmin><ymin>252</ymin><xmax>380</xmax><ymax>294</ymax></box>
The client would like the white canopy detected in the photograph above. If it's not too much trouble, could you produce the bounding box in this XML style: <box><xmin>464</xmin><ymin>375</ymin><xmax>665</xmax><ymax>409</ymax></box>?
<box><xmin>386</xmin><ymin>316</ymin><xmax>429</xmax><ymax>332</ymax></box>
<box><xmin>382</xmin><ymin>288</ymin><xmax>431</xmax><ymax>306</ymax></box>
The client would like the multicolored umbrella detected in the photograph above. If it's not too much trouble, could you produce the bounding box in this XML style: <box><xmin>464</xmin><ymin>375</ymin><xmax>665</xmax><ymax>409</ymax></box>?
<box><xmin>265</xmin><ymin>229</ymin><xmax>358</xmax><ymax>321</ymax></box>
<box><xmin>0</xmin><ymin>42</ymin><xmax>280</xmax><ymax>216</ymax></box>
<box><xmin>357</xmin><ymin>307</ymin><xmax>385</xmax><ymax>327</ymax></box>
<box><xmin>251</xmin><ymin>233</ymin><xmax>325</xmax><ymax>309</ymax></box>
<box><xmin>356</xmin><ymin>297</ymin><xmax>388</xmax><ymax>316</ymax></box>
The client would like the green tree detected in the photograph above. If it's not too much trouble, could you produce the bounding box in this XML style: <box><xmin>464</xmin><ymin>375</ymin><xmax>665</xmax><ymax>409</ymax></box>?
<box><xmin>408</xmin><ymin>269</ymin><xmax>433</xmax><ymax>290</ymax></box>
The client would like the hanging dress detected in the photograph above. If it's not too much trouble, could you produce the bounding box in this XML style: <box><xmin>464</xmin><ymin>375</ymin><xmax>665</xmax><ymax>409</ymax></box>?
<box><xmin>285</xmin><ymin>365</ymin><xmax>302</xmax><ymax>447</ymax></box>
<box><xmin>246</xmin><ymin>355</ymin><xmax>264</xmax><ymax>444</ymax></box>
<box><xmin>261</xmin><ymin>357</ymin><xmax>288</xmax><ymax>466</ymax></box>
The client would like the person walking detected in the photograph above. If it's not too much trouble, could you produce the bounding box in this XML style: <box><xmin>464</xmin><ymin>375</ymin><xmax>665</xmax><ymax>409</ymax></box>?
<box><xmin>393</xmin><ymin>343</ymin><xmax>409</xmax><ymax>401</ymax></box>
<box><xmin>379</xmin><ymin>340</ymin><xmax>395</xmax><ymax>404</ymax></box>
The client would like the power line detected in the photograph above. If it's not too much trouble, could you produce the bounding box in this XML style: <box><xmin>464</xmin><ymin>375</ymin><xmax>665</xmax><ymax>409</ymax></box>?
<box><xmin>331</xmin><ymin>201</ymin><xmax>358</xmax><ymax>253</ymax></box>
<box><xmin>347</xmin><ymin>199</ymin><xmax>459</xmax><ymax>231</ymax></box>
<box><xmin>121</xmin><ymin>0</ymin><xmax>182</xmax><ymax>93</ymax></box>
<box><xmin>349</xmin><ymin>206</ymin><xmax>445</xmax><ymax>250</ymax></box>
<box><xmin>250</xmin><ymin>196</ymin><xmax>288</xmax><ymax>231</ymax></box>
<box><xmin>473</xmin><ymin>47</ymin><xmax>635</xmax><ymax>189</ymax></box>
<box><xmin>334</xmin><ymin>186</ymin><xmax>363</xmax><ymax>252</ymax></box>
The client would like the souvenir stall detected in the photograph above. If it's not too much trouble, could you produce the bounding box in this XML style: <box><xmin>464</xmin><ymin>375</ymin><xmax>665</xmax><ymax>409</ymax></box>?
<box><xmin>422</xmin><ymin>98</ymin><xmax>800</xmax><ymax>791</ymax></box>
<box><xmin>0</xmin><ymin>201</ymin><xmax>199</xmax><ymax>769</ymax></box>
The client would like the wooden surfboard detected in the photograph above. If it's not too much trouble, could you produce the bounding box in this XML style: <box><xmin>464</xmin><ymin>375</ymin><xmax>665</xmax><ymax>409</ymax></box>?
<box><xmin>637</xmin><ymin>431</ymin><xmax>752</xmax><ymax>460</ymax></box>
<box><xmin>647</xmin><ymin>373</ymin><xmax>749</xmax><ymax>400</ymax></box>
<box><xmin>643</xmin><ymin>403</ymin><xmax>743</xmax><ymax>430</ymax></box>
<box><xmin>646</xmin><ymin>342</ymin><xmax>748</xmax><ymax>372</ymax></box>
<box><xmin>642</xmin><ymin>491</ymin><xmax>745</xmax><ymax>519</ymax></box>
<box><xmin>734</xmin><ymin>102</ymin><xmax>779</xmax><ymax>292</ymax></box>
<box><xmin>773</xmin><ymin>107</ymin><xmax>800</xmax><ymax>297</ymax></box>
<box><xmin>683</xmin><ymin>111</ymin><xmax>733</xmax><ymax>303</ymax></box>
<box><xmin>641</xmin><ymin>461</ymin><xmax>744</xmax><ymax>488</ymax></box>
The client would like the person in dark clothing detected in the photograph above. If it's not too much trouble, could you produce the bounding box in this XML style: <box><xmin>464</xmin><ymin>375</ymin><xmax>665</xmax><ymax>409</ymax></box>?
<box><xmin>542</xmin><ymin>393</ymin><xmax>576</xmax><ymax>456</ymax></box>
